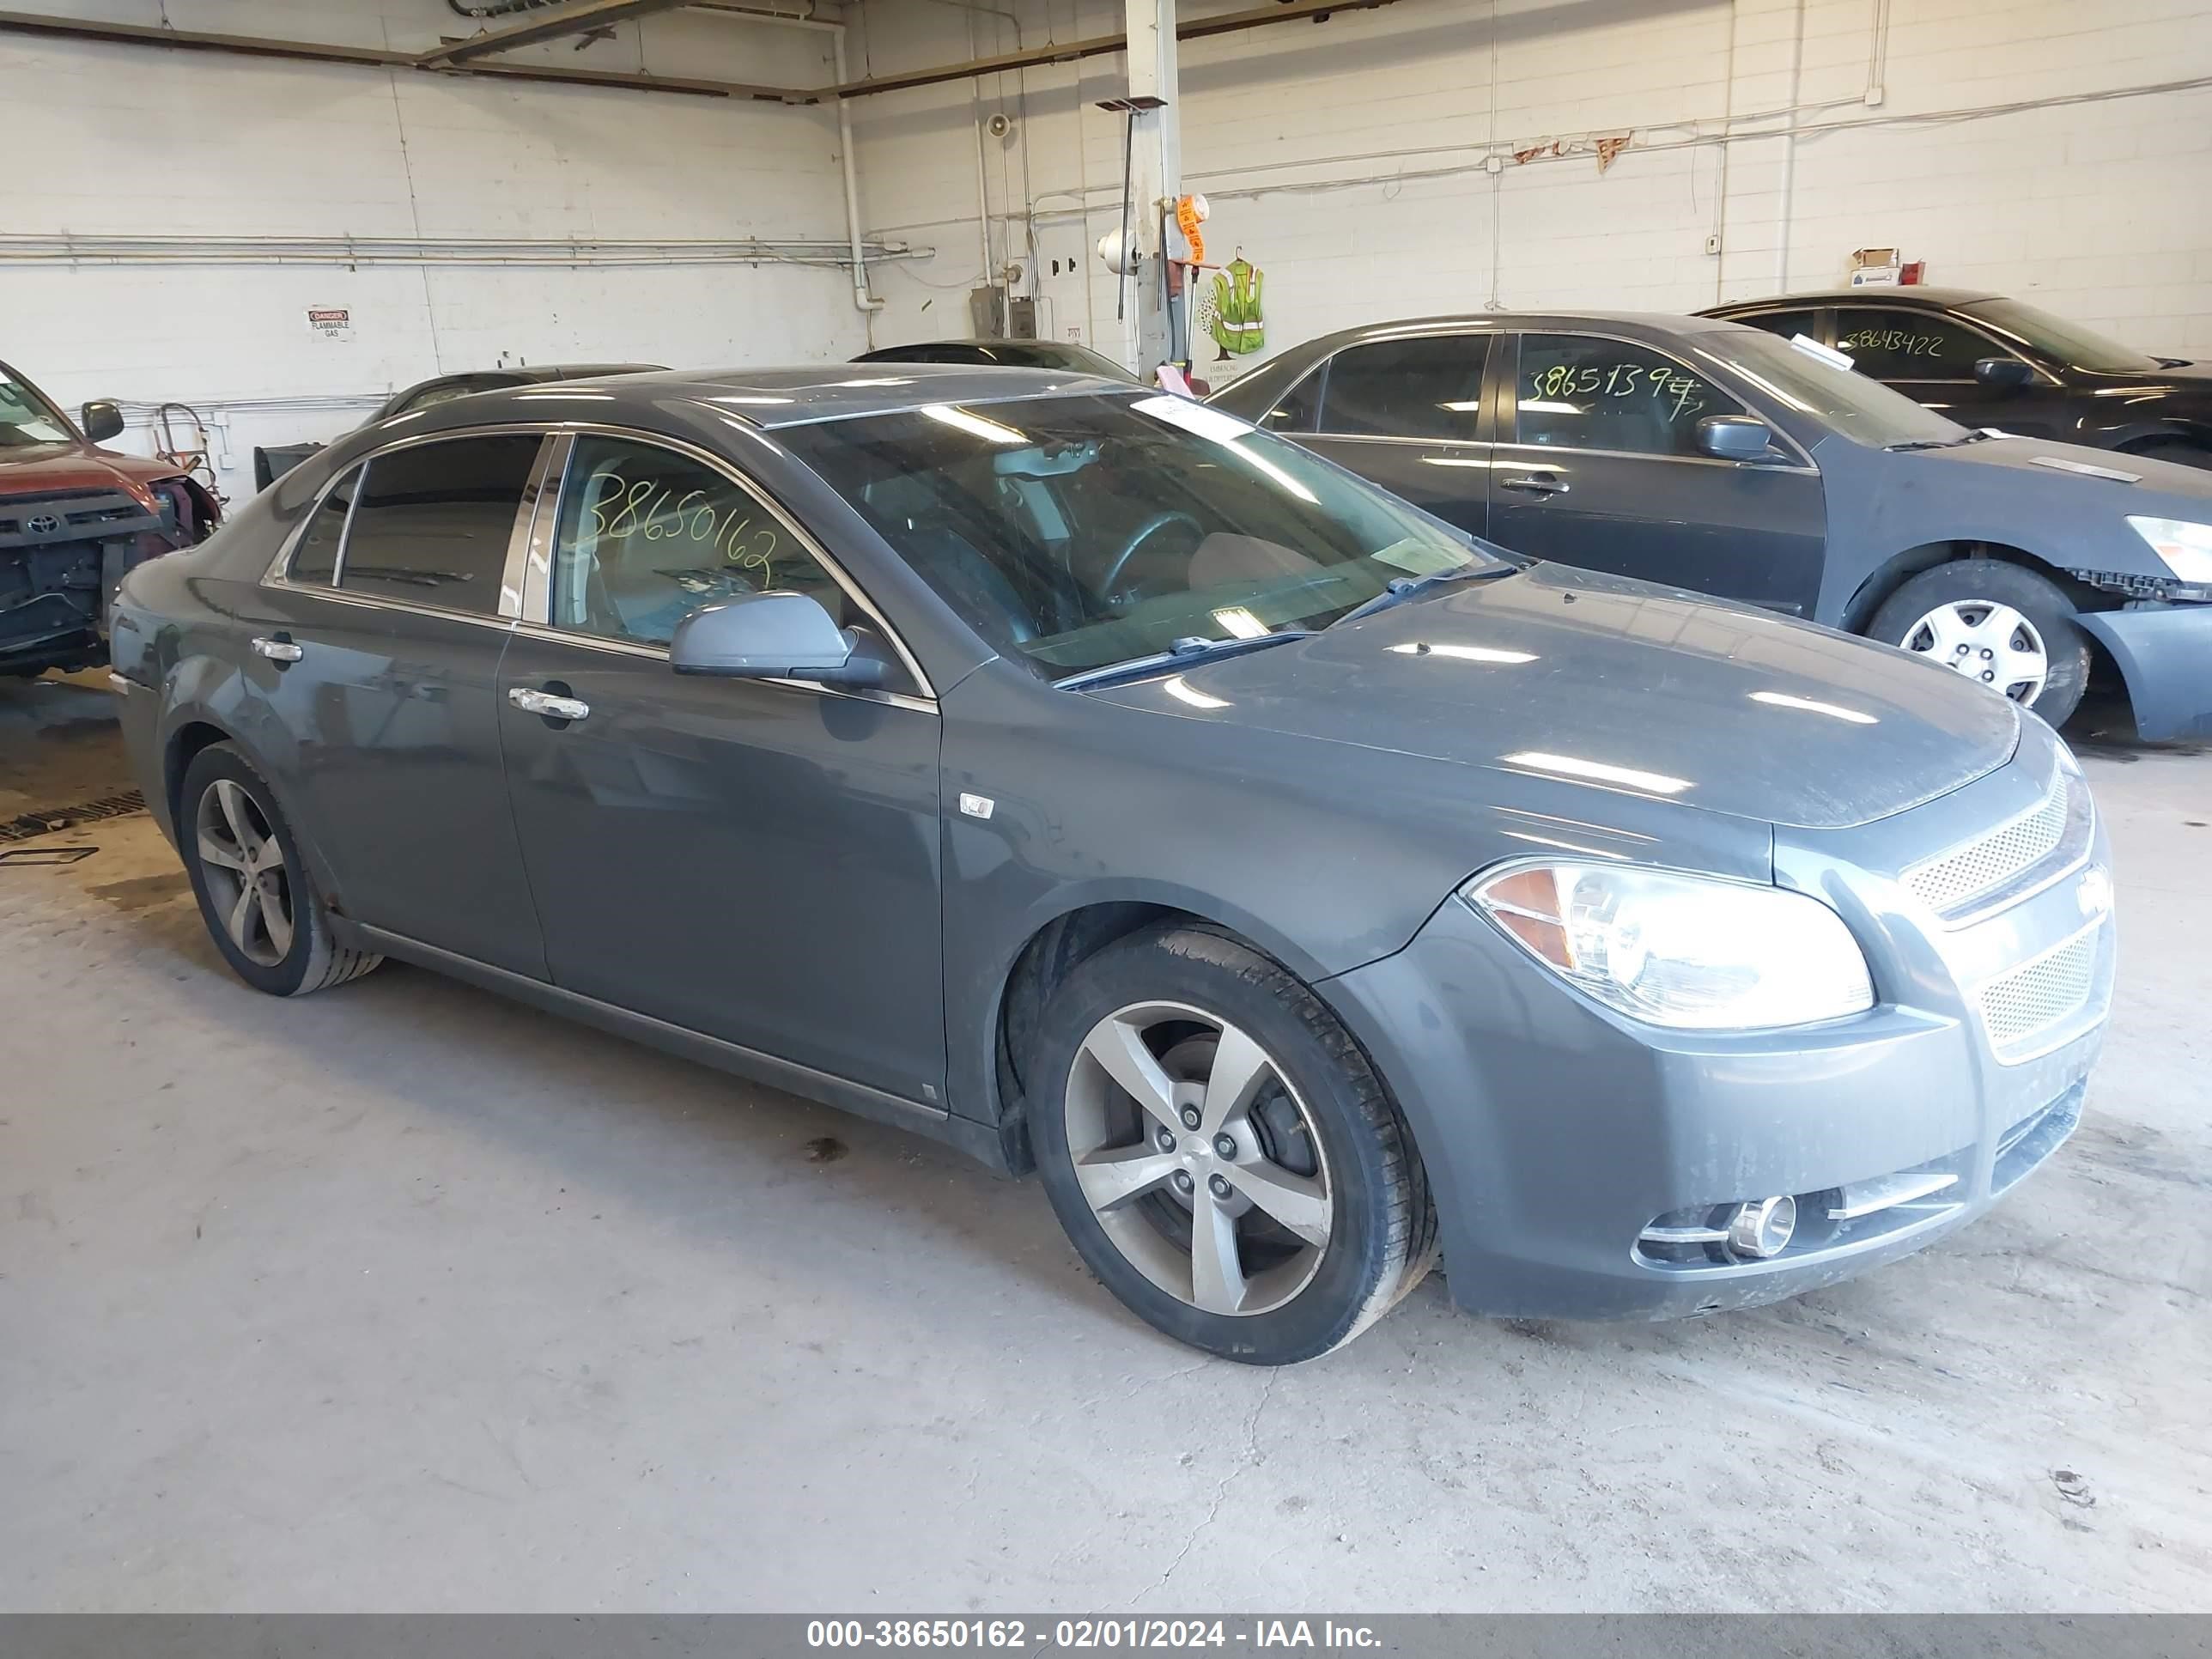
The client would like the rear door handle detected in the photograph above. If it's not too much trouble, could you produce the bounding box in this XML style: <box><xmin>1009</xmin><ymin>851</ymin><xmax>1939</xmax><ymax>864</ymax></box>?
<box><xmin>1498</xmin><ymin>471</ymin><xmax>1568</xmax><ymax>497</ymax></box>
<box><xmin>252</xmin><ymin>635</ymin><xmax>304</xmax><ymax>663</ymax></box>
<box><xmin>508</xmin><ymin>686</ymin><xmax>591</xmax><ymax>722</ymax></box>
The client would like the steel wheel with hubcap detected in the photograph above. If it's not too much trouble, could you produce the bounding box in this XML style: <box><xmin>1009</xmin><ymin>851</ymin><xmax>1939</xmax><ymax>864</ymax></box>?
<box><xmin>1867</xmin><ymin>560</ymin><xmax>2092</xmax><ymax>727</ymax></box>
<box><xmin>178</xmin><ymin>741</ymin><xmax>383</xmax><ymax>997</ymax></box>
<box><xmin>1899</xmin><ymin>599</ymin><xmax>2048</xmax><ymax>703</ymax></box>
<box><xmin>1030</xmin><ymin>924</ymin><xmax>1435</xmax><ymax>1364</ymax></box>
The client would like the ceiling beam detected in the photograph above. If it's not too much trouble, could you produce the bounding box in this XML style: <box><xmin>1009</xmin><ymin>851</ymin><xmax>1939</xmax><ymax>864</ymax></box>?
<box><xmin>0</xmin><ymin>8</ymin><xmax>813</xmax><ymax>101</ymax></box>
<box><xmin>826</xmin><ymin>0</ymin><xmax>1400</xmax><ymax>100</ymax></box>
<box><xmin>418</xmin><ymin>0</ymin><xmax>703</xmax><ymax>65</ymax></box>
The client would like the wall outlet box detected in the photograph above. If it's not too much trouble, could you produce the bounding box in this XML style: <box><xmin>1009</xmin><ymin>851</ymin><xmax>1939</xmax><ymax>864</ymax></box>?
<box><xmin>1485</xmin><ymin>155</ymin><xmax>1504</xmax><ymax>174</ymax></box>
<box><xmin>1864</xmin><ymin>86</ymin><xmax>1885</xmax><ymax>106</ymax></box>
<box><xmin>1704</xmin><ymin>233</ymin><xmax>1722</xmax><ymax>255</ymax></box>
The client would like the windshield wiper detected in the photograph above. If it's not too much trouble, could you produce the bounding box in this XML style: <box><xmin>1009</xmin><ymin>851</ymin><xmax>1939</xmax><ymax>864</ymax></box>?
<box><xmin>1328</xmin><ymin>562</ymin><xmax>1515</xmax><ymax>629</ymax></box>
<box><xmin>1054</xmin><ymin>630</ymin><xmax>1307</xmax><ymax>692</ymax></box>
<box><xmin>1886</xmin><ymin>430</ymin><xmax>1995</xmax><ymax>452</ymax></box>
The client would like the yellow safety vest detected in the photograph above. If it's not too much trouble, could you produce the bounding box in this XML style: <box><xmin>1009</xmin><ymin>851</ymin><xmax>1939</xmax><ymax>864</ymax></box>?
<box><xmin>1209</xmin><ymin>259</ymin><xmax>1264</xmax><ymax>356</ymax></box>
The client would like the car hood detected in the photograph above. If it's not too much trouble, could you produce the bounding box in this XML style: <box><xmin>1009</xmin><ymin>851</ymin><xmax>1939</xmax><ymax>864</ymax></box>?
<box><xmin>1085</xmin><ymin>563</ymin><xmax>2021</xmax><ymax>830</ymax></box>
<box><xmin>1901</xmin><ymin>434</ymin><xmax>2212</xmax><ymax>508</ymax></box>
<box><xmin>0</xmin><ymin>440</ymin><xmax>186</xmax><ymax>497</ymax></box>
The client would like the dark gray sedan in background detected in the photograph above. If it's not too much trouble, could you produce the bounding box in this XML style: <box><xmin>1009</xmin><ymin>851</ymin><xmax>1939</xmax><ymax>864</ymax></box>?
<box><xmin>1209</xmin><ymin>313</ymin><xmax>2212</xmax><ymax>738</ymax></box>
<box><xmin>111</xmin><ymin>367</ymin><xmax>2113</xmax><ymax>1364</ymax></box>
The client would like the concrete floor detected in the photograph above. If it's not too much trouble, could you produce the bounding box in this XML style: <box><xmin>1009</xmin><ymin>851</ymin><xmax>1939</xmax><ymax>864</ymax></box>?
<box><xmin>2</xmin><ymin>670</ymin><xmax>2208</xmax><ymax>1613</ymax></box>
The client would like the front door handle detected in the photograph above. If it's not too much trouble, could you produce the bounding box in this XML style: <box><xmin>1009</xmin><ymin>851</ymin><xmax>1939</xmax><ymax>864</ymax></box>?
<box><xmin>1498</xmin><ymin>471</ymin><xmax>1568</xmax><ymax>497</ymax></box>
<box><xmin>508</xmin><ymin>686</ymin><xmax>591</xmax><ymax>722</ymax></box>
<box><xmin>252</xmin><ymin>634</ymin><xmax>304</xmax><ymax>664</ymax></box>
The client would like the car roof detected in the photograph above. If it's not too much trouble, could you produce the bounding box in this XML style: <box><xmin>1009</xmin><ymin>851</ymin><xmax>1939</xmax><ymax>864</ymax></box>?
<box><xmin>1705</xmin><ymin>288</ymin><xmax>2001</xmax><ymax>312</ymax></box>
<box><xmin>436</xmin><ymin>362</ymin><xmax>1136</xmax><ymax>429</ymax></box>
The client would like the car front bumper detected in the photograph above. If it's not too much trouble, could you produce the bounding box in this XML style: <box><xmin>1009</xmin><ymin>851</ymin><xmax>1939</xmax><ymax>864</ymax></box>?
<box><xmin>1317</xmin><ymin>744</ymin><xmax>2114</xmax><ymax>1322</ymax></box>
<box><xmin>2075</xmin><ymin>600</ymin><xmax>2212</xmax><ymax>741</ymax></box>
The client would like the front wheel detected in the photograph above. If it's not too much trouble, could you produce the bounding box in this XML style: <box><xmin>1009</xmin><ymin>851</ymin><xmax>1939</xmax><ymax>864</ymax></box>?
<box><xmin>1028</xmin><ymin>925</ymin><xmax>1435</xmax><ymax>1364</ymax></box>
<box><xmin>179</xmin><ymin>742</ymin><xmax>383</xmax><ymax>996</ymax></box>
<box><xmin>1866</xmin><ymin>561</ymin><xmax>2092</xmax><ymax>727</ymax></box>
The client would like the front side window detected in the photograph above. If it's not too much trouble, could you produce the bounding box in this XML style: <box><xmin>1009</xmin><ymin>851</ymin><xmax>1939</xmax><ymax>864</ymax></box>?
<box><xmin>778</xmin><ymin>393</ymin><xmax>1511</xmax><ymax>678</ymax></box>
<box><xmin>1514</xmin><ymin>336</ymin><xmax>1743</xmax><ymax>456</ymax></box>
<box><xmin>0</xmin><ymin>371</ymin><xmax>76</xmax><ymax>448</ymax></box>
<box><xmin>1689</xmin><ymin>331</ymin><xmax>1964</xmax><ymax>447</ymax></box>
<box><xmin>1320</xmin><ymin>335</ymin><xmax>1489</xmax><ymax>441</ymax></box>
<box><xmin>1833</xmin><ymin>309</ymin><xmax>2007</xmax><ymax>381</ymax></box>
<box><xmin>287</xmin><ymin>465</ymin><xmax>360</xmax><ymax>584</ymax></box>
<box><xmin>336</xmin><ymin>434</ymin><xmax>540</xmax><ymax>616</ymax></box>
<box><xmin>547</xmin><ymin>436</ymin><xmax>915</xmax><ymax>691</ymax></box>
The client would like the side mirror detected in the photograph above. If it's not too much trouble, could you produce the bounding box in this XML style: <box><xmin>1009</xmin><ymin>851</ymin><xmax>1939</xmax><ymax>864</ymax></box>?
<box><xmin>1695</xmin><ymin>414</ymin><xmax>1775</xmax><ymax>462</ymax></box>
<box><xmin>1973</xmin><ymin>356</ymin><xmax>2033</xmax><ymax>391</ymax></box>
<box><xmin>670</xmin><ymin>590</ymin><xmax>884</xmax><ymax>687</ymax></box>
<box><xmin>80</xmin><ymin>400</ymin><xmax>125</xmax><ymax>443</ymax></box>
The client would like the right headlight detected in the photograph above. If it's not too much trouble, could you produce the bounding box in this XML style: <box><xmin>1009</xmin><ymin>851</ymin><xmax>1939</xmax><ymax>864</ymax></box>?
<box><xmin>1465</xmin><ymin>862</ymin><xmax>1875</xmax><ymax>1030</ymax></box>
<box><xmin>2125</xmin><ymin>515</ymin><xmax>2212</xmax><ymax>584</ymax></box>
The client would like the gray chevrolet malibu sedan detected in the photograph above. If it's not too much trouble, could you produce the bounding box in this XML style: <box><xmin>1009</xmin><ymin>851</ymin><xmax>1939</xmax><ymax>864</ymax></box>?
<box><xmin>109</xmin><ymin>366</ymin><xmax>2115</xmax><ymax>1364</ymax></box>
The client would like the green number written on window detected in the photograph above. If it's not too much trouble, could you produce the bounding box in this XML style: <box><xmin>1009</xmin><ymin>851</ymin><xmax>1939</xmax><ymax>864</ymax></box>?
<box><xmin>585</xmin><ymin>471</ymin><xmax>778</xmax><ymax>586</ymax></box>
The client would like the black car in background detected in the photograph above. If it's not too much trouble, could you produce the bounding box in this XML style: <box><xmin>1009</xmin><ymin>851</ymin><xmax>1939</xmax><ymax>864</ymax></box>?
<box><xmin>1207</xmin><ymin>313</ymin><xmax>2212</xmax><ymax>737</ymax></box>
<box><xmin>853</xmin><ymin>339</ymin><xmax>1139</xmax><ymax>381</ymax></box>
<box><xmin>252</xmin><ymin>362</ymin><xmax>665</xmax><ymax>490</ymax></box>
<box><xmin>1702</xmin><ymin>289</ymin><xmax>2211</xmax><ymax>467</ymax></box>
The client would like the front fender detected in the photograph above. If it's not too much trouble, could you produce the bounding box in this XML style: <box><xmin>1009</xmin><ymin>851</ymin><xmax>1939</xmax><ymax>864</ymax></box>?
<box><xmin>2074</xmin><ymin>605</ymin><xmax>2212</xmax><ymax>740</ymax></box>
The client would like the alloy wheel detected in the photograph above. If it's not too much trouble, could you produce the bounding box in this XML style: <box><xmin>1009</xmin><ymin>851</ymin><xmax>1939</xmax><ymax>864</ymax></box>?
<box><xmin>194</xmin><ymin>778</ymin><xmax>295</xmax><ymax>968</ymax></box>
<box><xmin>1063</xmin><ymin>1000</ymin><xmax>1334</xmax><ymax>1316</ymax></box>
<box><xmin>1901</xmin><ymin>599</ymin><xmax>2049</xmax><ymax>703</ymax></box>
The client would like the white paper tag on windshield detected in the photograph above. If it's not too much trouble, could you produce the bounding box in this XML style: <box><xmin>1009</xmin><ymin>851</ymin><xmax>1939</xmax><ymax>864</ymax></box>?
<box><xmin>1788</xmin><ymin>333</ymin><xmax>1856</xmax><ymax>373</ymax></box>
<box><xmin>1133</xmin><ymin>395</ymin><xmax>1256</xmax><ymax>442</ymax></box>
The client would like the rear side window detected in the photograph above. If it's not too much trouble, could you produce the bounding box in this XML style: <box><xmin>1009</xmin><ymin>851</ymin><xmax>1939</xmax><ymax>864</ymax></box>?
<box><xmin>1514</xmin><ymin>335</ymin><xmax>1744</xmax><ymax>457</ymax></box>
<box><xmin>1833</xmin><ymin>310</ymin><xmax>1997</xmax><ymax>381</ymax></box>
<box><xmin>336</xmin><ymin>435</ymin><xmax>541</xmax><ymax>616</ymax></box>
<box><xmin>287</xmin><ymin>466</ymin><xmax>358</xmax><ymax>585</ymax></box>
<box><xmin>1319</xmin><ymin>335</ymin><xmax>1489</xmax><ymax>441</ymax></box>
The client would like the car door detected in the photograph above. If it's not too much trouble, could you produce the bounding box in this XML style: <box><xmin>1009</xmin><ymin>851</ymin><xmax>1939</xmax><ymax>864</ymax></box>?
<box><xmin>1291</xmin><ymin>331</ymin><xmax>1495</xmax><ymax>536</ymax></box>
<box><xmin>251</xmin><ymin>431</ymin><xmax>552</xmax><ymax>975</ymax></box>
<box><xmin>1829</xmin><ymin>304</ymin><xmax>2066</xmax><ymax>436</ymax></box>
<box><xmin>1487</xmin><ymin>331</ymin><xmax>1827</xmax><ymax>615</ymax></box>
<box><xmin>494</xmin><ymin>430</ymin><xmax>947</xmax><ymax>1105</ymax></box>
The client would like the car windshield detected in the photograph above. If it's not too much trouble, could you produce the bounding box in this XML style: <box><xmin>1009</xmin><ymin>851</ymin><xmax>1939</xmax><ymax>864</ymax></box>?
<box><xmin>1692</xmin><ymin>330</ymin><xmax>1966</xmax><ymax>447</ymax></box>
<box><xmin>781</xmin><ymin>392</ymin><xmax>1510</xmax><ymax>678</ymax></box>
<box><xmin>0</xmin><ymin>373</ymin><xmax>77</xmax><ymax>448</ymax></box>
<box><xmin>1958</xmin><ymin>298</ymin><xmax>2161</xmax><ymax>374</ymax></box>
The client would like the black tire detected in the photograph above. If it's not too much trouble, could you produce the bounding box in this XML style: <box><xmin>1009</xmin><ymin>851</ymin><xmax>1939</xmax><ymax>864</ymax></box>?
<box><xmin>178</xmin><ymin>742</ymin><xmax>382</xmax><ymax>997</ymax></box>
<box><xmin>1866</xmin><ymin>560</ymin><xmax>2092</xmax><ymax>727</ymax></box>
<box><xmin>1028</xmin><ymin>924</ymin><xmax>1436</xmax><ymax>1364</ymax></box>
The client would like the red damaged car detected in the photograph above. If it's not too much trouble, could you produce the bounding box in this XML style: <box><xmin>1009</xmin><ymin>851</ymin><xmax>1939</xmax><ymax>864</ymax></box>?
<box><xmin>1</xmin><ymin>358</ymin><xmax>220</xmax><ymax>678</ymax></box>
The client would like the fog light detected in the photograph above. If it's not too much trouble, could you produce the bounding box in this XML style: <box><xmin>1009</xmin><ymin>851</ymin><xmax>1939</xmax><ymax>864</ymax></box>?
<box><xmin>1727</xmin><ymin>1194</ymin><xmax>1796</xmax><ymax>1259</ymax></box>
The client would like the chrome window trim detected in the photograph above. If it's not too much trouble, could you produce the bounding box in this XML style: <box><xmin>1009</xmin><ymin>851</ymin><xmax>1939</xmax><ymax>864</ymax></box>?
<box><xmin>1510</xmin><ymin>329</ymin><xmax>1821</xmax><ymax>473</ymax></box>
<box><xmin>498</xmin><ymin>436</ymin><xmax>565</xmax><ymax>621</ymax></box>
<box><xmin>272</xmin><ymin>583</ymin><xmax>522</xmax><ymax>637</ymax></box>
<box><xmin>1250</xmin><ymin>361</ymin><xmax>1327</xmax><ymax>433</ymax></box>
<box><xmin>518</xmin><ymin>434</ymin><xmax>574</xmax><ymax>625</ymax></box>
<box><xmin>522</xmin><ymin>423</ymin><xmax>938</xmax><ymax>707</ymax></box>
<box><xmin>508</xmin><ymin>619</ymin><xmax>937</xmax><ymax>716</ymax></box>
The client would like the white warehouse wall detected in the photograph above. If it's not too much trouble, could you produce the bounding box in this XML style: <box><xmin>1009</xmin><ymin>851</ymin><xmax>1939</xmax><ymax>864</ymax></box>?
<box><xmin>0</xmin><ymin>0</ymin><xmax>875</xmax><ymax>487</ymax></box>
<box><xmin>844</xmin><ymin>0</ymin><xmax>2212</xmax><ymax>376</ymax></box>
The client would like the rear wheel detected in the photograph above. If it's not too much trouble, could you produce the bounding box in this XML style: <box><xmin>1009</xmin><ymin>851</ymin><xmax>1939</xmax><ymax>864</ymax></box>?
<box><xmin>179</xmin><ymin>743</ymin><xmax>381</xmax><ymax>997</ymax></box>
<box><xmin>1867</xmin><ymin>561</ymin><xmax>2091</xmax><ymax>726</ymax></box>
<box><xmin>1028</xmin><ymin>925</ymin><xmax>1435</xmax><ymax>1364</ymax></box>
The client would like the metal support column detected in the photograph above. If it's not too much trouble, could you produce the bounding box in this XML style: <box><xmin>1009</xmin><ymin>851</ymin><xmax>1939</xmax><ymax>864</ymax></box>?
<box><xmin>1122</xmin><ymin>0</ymin><xmax>1182</xmax><ymax>374</ymax></box>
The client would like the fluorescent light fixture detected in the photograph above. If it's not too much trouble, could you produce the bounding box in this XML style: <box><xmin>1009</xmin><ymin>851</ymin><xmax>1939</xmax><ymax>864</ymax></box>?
<box><xmin>1388</xmin><ymin>641</ymin><xmax>1537</xmax><ymax>665</ymax></box>
<box><xmin>1518</xmin><ymin>399</ymin><xmax>1583</xmax><ymax>416</ymax></box>
<box><xmin>1750</xmin><ymin>690</ymin><xmax>1878</xmax><ymax>725</ymax></box>
<box><xmin>1211</xmin><ymin>606</ymin><xmax>1270</xmax><ymax>640</ymax></box>
<box><xmin>1162</xmin><ymin>674</ymin><xmax>1231</xmax><ymax>710</ymax></box>
<box><xmin>921</xmin><ymin>404</ymin><xmax>1030</xmax><ymax>446</ymax></box>
<box><xmin>1499</xmin><ymin>751</ymin><xmax>1692</xmax><ymax>794</ymax></box>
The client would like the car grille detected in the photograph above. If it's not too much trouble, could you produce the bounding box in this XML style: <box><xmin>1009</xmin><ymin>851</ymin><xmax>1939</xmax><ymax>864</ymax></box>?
<box><xmin>1904</xmin><ymin>770</ymin><xmax>2086</xmax><ymax>923</ymax></box>
<box><xmin>1978</xmin><ymin>921</ymin><xmax>2103</xmax><ymax>1061</ymax></box>
<box><xmin>0</xmin><ymin>489</ymin><xmax>161</xmax><ymax>550</ymax></box>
